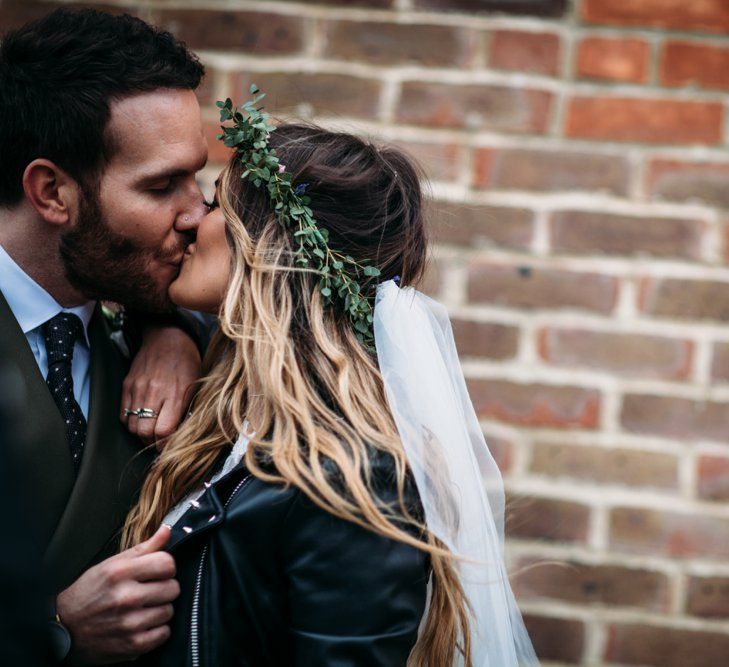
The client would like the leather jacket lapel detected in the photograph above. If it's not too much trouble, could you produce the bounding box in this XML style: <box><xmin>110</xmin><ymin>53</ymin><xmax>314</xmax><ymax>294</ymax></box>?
<box><xmin>43</xmin><ymin>306</ymin><xmax>152</xmax><ymax>591</ymax></box>
<box><xmin>167</xmin><ymin>484</ymin><xmax>225</xmax><ymax>553</ymax></box>
<box><xmin>0</xmin><ymin>290</ymin><xmax>74</xmax><ymax>548</ymax></box>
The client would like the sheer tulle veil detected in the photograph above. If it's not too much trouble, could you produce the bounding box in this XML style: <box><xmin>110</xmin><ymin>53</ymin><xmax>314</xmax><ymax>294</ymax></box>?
<box><xmin>374</xmin><ymin>280</ymin><xmax>539</xmax><ymax>666</ymax></box>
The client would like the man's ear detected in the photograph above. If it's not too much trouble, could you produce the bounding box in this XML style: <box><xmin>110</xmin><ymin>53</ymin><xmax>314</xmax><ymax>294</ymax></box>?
<box><xmin>22</xmin><ymin>159</ymin><xmax>80</xmax><ymax>227</ymax></box>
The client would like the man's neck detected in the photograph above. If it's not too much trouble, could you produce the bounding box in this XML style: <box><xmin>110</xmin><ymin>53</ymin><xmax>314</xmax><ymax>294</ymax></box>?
<box><xmin>0</xmin><ymin>205</ymin><xmax>89</xmax><ymax>308</ymax></box>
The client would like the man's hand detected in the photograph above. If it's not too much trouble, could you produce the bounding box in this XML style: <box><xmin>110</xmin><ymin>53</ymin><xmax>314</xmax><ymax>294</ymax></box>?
<box><xmin>56</xmin><ymin>525</ymin><xmax>179</xmax><ymax>665</ymax></box>
<box><xmin>121</xmin><ymin>326</ymin><xmax>201</xmax><ymax>448</ymax></box>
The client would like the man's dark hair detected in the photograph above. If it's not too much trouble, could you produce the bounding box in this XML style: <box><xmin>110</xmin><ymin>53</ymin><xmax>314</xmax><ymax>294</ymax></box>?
<box><xmin>0</xmin><ymin>8</ymin><xmax>204</xmax><ymax>207</ymax></box>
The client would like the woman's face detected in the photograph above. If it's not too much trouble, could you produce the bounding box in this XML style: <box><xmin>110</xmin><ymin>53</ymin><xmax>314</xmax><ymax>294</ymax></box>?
<box><xmin>168</xmin><ymin>186</ymin><xmax>230</xmax><ymax>313</ymax></box>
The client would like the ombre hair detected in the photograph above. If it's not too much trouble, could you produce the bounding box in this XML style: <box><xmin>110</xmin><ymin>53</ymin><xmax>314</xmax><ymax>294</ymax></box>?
<box><xmin>122</xmin><ymin>124</ymin><xmax>472</xmax><ymax>665</ymax></box>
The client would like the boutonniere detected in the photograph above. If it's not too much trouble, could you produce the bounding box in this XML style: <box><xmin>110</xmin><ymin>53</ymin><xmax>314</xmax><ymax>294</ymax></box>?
<box><xmin>101</xmin><ymin>301</ymin><xmax>130</xmax><ymax>358</ymax></box>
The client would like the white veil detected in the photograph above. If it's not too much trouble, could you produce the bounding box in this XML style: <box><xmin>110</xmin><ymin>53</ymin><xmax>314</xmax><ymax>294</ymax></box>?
<box><xmin>374</xmin><ymin>280</ymin><xmax>539</xmax><ymax>666</ymax></box>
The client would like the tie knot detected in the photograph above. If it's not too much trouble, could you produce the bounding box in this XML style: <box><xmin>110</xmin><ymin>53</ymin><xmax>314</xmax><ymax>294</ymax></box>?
<box><xmin>42</xmin><ymin>312</ymin><xmax>85</xmax><ymax>365</ymax></box>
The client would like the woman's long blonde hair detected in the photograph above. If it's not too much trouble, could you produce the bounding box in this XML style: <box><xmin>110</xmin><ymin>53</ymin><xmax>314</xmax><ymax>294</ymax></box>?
<box><xmin>122</xmin><ymin>125</ymin><xmax>471</xmax><ymax>665</ymax></box>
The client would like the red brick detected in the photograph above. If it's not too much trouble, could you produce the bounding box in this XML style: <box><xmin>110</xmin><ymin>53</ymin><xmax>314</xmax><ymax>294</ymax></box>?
<box><xmin>253</xmin><ymin>0</ymin><xmax>393</xmax><ymax>9</ymax></box>
<box><xmin>640</xmin><ymin>277</ymin><xmax>729</xmax><ymax>322</ymax></box>
<box><xmin>323</xmin><ymin>20</ymin><xmax>476</xmax><ymax>68</ymax></box>
<box><xmin>232</xmin><ymin>72</ymin><xmax>382</xmax><ymax>120</ymax></box>
<box><xmin>0</xmin><ymin>1</ymin><xmax>129</xmax><ymax>31</ymax></box>
<box><xmin>392</xmin><ymin>141</ymin><xmax>463</xmax><ymax>183</ymax></box>
<box><xmin>506</xmin><ymin>494</ymin><xmax>591</xmax><ymax>543</ymax></box>
<box><xmin>489</xmin><ymin>30</ymin><xmax>561</xmax><ymax>77</ymax></box>
<box><xmin>522</xmin><ymin>614</ymin><xmax>585</xmax><ymax>663</ymax></box>
<box><xmin>468</xmin><ymin>263</ymin><xmax>619</xmax><ymax>315</ymax></box>
<box><xmin>582</xmin><ymin>0</ymin><xmax>729</xmax><ymax>35</ymax></box>
<box><xmin>195</xmin><ymin>69</ymin><xmax>218</xmax><ymax>108</ymax></box>
<box><xmin>566</xmin><ymin>96</ymin><xmax>724</xmax><ymax>145</ymax></box>
<box><xmin>577</xmin><ymin>36</ymin><xmax>650</xmax><ymax>83</ymax></box>
<box><xmin>157</xmin><ymin>10</ymin><xmax>304</xmax><ymax>54</ymax></box>
<box><xmin>550</xmin><ymin>210</ymin><xmax>705</xmax><ymax>261</ymax></box>
<box><xmin>203</xmin><ymin>119</ymin><xmax>233</xmax><ymax>165</ymax></box>
<box><xmin>697</xmin><ymin>455</ymin><xmax>729</xmax><ymax>502</ymax></box>
<box><xmin>312</xmin><ymin>0</ymin><xmax>393</xmax><ymax>6</ymax></box>
<box><xmin>420</xmin><ymin>259</ymin><xmax>442</xmax><ymax>298</ymax></box>
<box><xmin>687</xmin><ymin>575</ymin><xmax>729</xmax><ymax>618</ymax></box>
<box><xmin>451</xmin><ymin>319</ymin><xmax>519</xmax><ymax>359</ymax></box>
<box><xmin>514</xmin><ymin>558</ymin><xmax>670</xmax><ymax>611</ymax></box>
<box><xmin>610</xmin><ymin>506</ymin><xmax>729</xmax><ymax>560</ymax></box>
<box><xmin>414</xmin><ymin>0</ymin><xmax>567</xmax><ymax>17</ymax></box>
<box><xmin>605</xmin><ymin>623</ymin><xmax>729</xmax><ymax>666</ymax></box>
<box><xmin>429</xmin><ymin>201</ymin><xmax>533</xmax><ymax>250</ymax></box>
<box><xmin>530</xmin><ymin>441</ymin><xmax>679</xmax><ymax>489</ymax></box>
<box><xmin>621</xmin><ymin>393</ymin><xmax>729</xmax><ymax>443</ymax></box>
<box><xmin>468</xmin><ymin>379</ymin><xmax>600</xmax><ymax>429</ymax></box>
<box><xmin>398</xmin><ymin>82</ymin><xmax>553</xmax><ymax>134</ymax></box>
<box><xmin>539</xmin><ymin>328</ymin><xmax>693</xmax><ymax>380</ymax></box>
<box><xmin>661</xmin><ymin>41</ymin><xmax>729</xmax><ymax>91</ymax></box>
<box><xmin>473</xmin><ymin>148</ymin><xmax>629</xmax><ymax>196</ymax></box>
<box><xmin>483</xmin><ymin>431</ymin><xmax>515</xmax><ymax>474</ymax></box>
<box><xmin>711</xmin><ymin>342</ymin><xmax>729</xmax><ymax>381</ymax></box>
<box><xmin>647</xmin><ymin>159</ymin><xmax>729</xmax><ymax>210</ymax></box>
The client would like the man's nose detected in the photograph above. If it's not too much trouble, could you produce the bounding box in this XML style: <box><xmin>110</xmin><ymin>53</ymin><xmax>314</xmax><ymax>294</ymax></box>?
<box><xmin>176</xmin><ymin>185</ymin><xmax>207</xmax><ymax>234</ymax></box>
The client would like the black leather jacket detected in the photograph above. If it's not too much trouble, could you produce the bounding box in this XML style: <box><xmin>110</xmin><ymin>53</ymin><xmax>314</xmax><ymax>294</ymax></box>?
<box><xmin>144</xmin><ymin>455</ymin><xmax>429</xmax><ymax>667</ymax></box>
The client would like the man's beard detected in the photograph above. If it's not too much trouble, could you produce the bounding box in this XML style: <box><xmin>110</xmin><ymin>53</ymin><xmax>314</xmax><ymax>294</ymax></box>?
<box><xmin>59</xmin><ymin>187</ymin><xmax>183</xmax><ymax>313</ymax></box>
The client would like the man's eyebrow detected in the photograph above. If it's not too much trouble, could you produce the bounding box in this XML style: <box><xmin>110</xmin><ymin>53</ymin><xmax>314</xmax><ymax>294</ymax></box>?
<box><xmin>138</xmin><ymin>155</ymin><xmax>209</xmax><ymax>186</ymax></box>
<box><xmin>138</xmin><ymin>168</ymin><xmax>190</xmax><ymax>185</ymax></box>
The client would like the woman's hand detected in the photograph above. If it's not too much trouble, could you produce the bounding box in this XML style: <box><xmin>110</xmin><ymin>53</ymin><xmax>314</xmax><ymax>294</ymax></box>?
<box><xmin>121</xmin><ymin>326</ymin><xmax>201</xmax><ymax>448</ymax></box>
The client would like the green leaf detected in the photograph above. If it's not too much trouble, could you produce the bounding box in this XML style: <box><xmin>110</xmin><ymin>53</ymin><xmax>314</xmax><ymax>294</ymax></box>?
<box><xmin>321</xmin><ymin>287</ymin><xmax>332</xmax><ymax>298</ymax></box>
<box><xmin>363</xmin><ymin>266</ymin><xmax>381</xmax><ymax>277</ymax></box>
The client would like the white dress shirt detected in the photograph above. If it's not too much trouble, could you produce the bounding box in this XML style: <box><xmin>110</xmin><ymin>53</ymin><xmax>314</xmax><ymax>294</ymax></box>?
<box><xmin>0</xmin><ymin>243</ymin><xmax>94</xmax><ymax>419</ymax></box>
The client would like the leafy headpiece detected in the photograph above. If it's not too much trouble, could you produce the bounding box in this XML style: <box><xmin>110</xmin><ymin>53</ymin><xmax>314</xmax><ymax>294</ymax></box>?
<box><xmin>217</xmin><ymin>85</ymin><xmax>381</xmax><ymax>350</ymax></box>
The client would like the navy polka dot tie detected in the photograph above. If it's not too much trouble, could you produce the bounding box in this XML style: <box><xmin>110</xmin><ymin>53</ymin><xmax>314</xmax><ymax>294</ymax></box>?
<box><xmin>43</xmin><ymin>312</ymin><xmax>87</xmax><ymax>476</ymax></box>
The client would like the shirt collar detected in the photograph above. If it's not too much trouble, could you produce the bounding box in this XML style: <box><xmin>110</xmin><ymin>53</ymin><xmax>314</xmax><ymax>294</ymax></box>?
<box><xmin>0</xmin><ymin>243</ymin><xmax>95</xmax><ymax>346</ymax></box>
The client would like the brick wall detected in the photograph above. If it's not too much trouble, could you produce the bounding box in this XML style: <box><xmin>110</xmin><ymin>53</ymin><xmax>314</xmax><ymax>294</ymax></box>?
<box><xmin>4</xmin><ymin>0</ymin><xmax>729</xmax><ymax>664</ymax></box>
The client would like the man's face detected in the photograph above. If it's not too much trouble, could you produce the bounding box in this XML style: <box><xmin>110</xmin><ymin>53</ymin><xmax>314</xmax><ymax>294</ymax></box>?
<box><xmin>60</xmin><ymin>89</ymin><xmax>209</xmax><ymax>311</ymax></box>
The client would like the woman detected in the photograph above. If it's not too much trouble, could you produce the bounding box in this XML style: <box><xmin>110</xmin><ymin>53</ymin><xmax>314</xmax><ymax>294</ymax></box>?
<box><xmin>123</xmin><ymin>92</ymin><xmax>537</xmax><ymax>666</ymax></box>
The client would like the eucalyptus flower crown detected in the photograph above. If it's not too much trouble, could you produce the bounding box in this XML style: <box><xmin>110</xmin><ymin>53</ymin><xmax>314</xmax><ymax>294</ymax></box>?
<box><xmin>217</xmin><ymin>85</ymin><xmax>382</xmax><ymax>350</ymax></box>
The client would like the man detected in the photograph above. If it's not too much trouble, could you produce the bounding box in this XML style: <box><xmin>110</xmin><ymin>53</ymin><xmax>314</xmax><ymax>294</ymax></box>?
<box><xmin>0</xmin><ymin>8</ymin><xmax>212</xmax><ymax>664</ymax></box>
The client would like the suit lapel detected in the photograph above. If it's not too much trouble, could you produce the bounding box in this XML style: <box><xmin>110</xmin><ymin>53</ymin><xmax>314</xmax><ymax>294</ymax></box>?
<box><xmin>0</xmin><ymin>290</ymin><xmax>74</xmax><ymax>546</ymax></box>
<box><xmin>43</xmin><ymin>306</ymin><xmax>152</xmax><ymax>591</ymax></box>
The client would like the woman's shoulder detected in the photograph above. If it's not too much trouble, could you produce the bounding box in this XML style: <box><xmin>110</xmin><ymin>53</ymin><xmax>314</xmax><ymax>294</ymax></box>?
<box><xmin>221</xmin><ymin>446</ymin><xmax>421</xmax><ymax>521</ymax></box>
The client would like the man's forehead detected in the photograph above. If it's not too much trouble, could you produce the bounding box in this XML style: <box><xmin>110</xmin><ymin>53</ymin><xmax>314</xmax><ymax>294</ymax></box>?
<box><xmin>106</xmin><ymin>89</ymin><xmax>207</xmax><ymax>172</ymax></box>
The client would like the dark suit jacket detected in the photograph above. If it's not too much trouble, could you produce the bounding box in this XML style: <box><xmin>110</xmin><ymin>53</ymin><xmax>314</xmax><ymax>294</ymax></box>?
<box><xmin>0</xmin><ymin>354</ymin><xmax>51</xmax><ymax>666</ymax></box>
<box><xmin>0</xmin><ymin>290</ymin><xmax>152</xmax><ymax>593</ymax></box>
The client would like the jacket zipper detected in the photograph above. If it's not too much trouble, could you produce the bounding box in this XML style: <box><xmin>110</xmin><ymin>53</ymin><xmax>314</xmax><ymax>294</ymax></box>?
<box><xmin>190</xmin><ymin>475</ymin><xmax>252</xmax><ymax>667</ymax></box>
